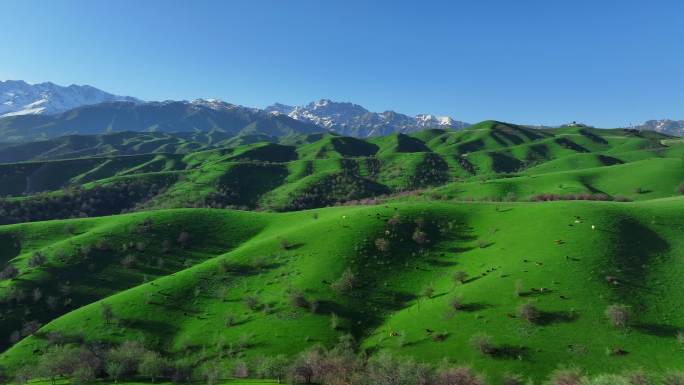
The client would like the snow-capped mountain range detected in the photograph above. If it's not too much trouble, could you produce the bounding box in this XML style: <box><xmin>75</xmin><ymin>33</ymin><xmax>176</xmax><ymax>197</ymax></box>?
<box><xmin>0</xmin><ymin>80</ymin><xmax>139</xmax><ymax>117</ymax></box>
<box><xmin>634</xmin><ymin>119</ymin><xmax>684</xmax><ymax>137</ymax></box>
<box><xmin>265</xmin><ymin>99</ymin><xmax>468</xmax><ymax>136</ymax></box>
<box><xmin>2</xmin><ymin>80</ymin><xmax>683</xmax><ymax>139</ymax></box>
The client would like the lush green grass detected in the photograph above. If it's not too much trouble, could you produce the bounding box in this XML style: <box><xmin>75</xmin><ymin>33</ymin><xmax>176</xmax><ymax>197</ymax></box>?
<box><xmin>1</xmin><ymin>199</ymin><xmax>683</xmax><ymax>381</ymax></box>
<box><xmin>1</xmin><ymin>121</ymin><xmax>684</xmax><ymax>382</ymax></box>
<box><xmin>2</xmin><ymin>121</ymin><xmax>682</xmax><ymax>213</ymax></box>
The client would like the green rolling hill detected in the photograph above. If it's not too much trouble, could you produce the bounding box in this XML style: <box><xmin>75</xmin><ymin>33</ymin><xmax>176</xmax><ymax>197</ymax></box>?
<box><xmin>0</xmin><ymin>120</ymin><xmax>683</xmax><ymax>383</ymax></box>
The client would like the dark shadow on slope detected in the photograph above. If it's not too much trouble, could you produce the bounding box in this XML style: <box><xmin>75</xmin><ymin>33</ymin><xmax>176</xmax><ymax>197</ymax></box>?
<box><xmin>537</xmin><ymin>310</ymin><xmax>579</xmax><ymax>325</ymax></box>
<box><xmin>579</xmin><ymin>128</ymin><xmax>608</xmax><ymax>144</ymax></box>
<box><xmin>489</xmin><ymin>152</ymin><xmax>523</xmax><ymax>173</ymax></box>
<box><xmin>597</xmin><ymin>154</ymin><xmax>624</xmax><ymax>166</ymax></box>
<box><xmin>555</xmin><ymin>138</ymin><xmax>589</xmax><ymax>153</ymax></box>
<box><xmin>459</xmin><ymin>302</ymin><xmax>492</xmax><ymax>312</ymax></box>
<box><xmin>633</xmin><ymin>323</ymin><xmax>682</xmax><ymax>338</ymax></box>
<box><xmin>492</xmin><ymin>345</ymin><xmax>530</xmax><ymax>360</ymax></box>
<box><xmin>604</xmin><ymin>217</ymin><xmax>670</xmax><ymax>304</ymax></box>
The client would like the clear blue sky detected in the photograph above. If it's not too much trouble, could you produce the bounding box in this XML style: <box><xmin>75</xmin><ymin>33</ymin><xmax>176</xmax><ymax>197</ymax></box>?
<box><xmin>1</xmin><ymin>0</ymin><xmax>682</xmax><ymax>127</ymax></box>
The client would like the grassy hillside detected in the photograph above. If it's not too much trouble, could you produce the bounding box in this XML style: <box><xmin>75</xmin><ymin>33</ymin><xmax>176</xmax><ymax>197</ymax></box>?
<box><xmin>0</xmin><ymin>199</ymin><xmax>683</xmax><ymax>382</ymax></box>
<box><xmin>2</xmin><ymin>121</ymin><xmax>682</xmax><ymax>225</ymax></box>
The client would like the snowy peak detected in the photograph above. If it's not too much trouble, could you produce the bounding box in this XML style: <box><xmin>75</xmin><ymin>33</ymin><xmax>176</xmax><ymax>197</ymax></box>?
<box><xmin>265</xmin><ymin>99</ymin><xmax>468</xmax><ymax>137</ymax></box>
<box><xmin>635</xmin><ymin>119</ymin><xmax>684</xmax><ymax>136</ymax></box>
<box><xmin>0</xmin><ymin>80</ymin><xmax>139</xmax><ymax>117</ymax></box>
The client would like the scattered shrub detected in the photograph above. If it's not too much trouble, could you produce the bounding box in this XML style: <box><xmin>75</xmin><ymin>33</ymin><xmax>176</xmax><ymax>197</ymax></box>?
<box><xmin>255</xmin><ymin>355</ymin><xmax>289</xmax><ymax>383</ymax></box>
<box><xmin>139</xmin><ymin>351</ymin><xmax>168</xmax><ymax>383</ymax></box>
<box><xmin>517</xmin><ymin>302</ymin><xmax>541</xmax><ymax>324</ymax></box>
<box><xmin>101</xmin><ymin>302</ymin><xmax>115</xmax><ymax>324</ymax></box>
<box><xmin>289</xmin><ymin>291</ymin><xmax>310</xmax><ymax>309</ymax></box>
<box><xmin>330</xmin><ymin>313</ymin><xmax>340</xmax><ymax>330</ymax></box>
<box><xmin>437</xmin><ymin>366</ymin><xmax>484</xmax><ymax>385</ymax></box>
<box><xmin>501</xmin><ymin>373</ymin><xmax>524</xmax><ymax>385</ymax></box>
<box><xmin>663</xmin><ymin>372</ymin><xmax>684</xmax><ymax>385</ymax></box>
<box><xmin>448</xmin><ymin>295</ymin><xmax>463</xmax><ymax>312</ymax></box>
<box><xmin>605</xmin><ymin>304</ymin><xmax>630</xmax><ymax>328</ymax></box>
<box><xmin>453</xmin><ymin>271</ymin><xmax>468</xmax><ymax>285</ymax></box>
<box><xmin>224</xmin><ymin>312</ymin><xmax>236</xmax><ymax>327</ymax></box>
<box><xmin>0</xmin><ymin>265</ymin><xmax>18</xmax><ymax>280</ymax></box>
<box><xmin>677</xmin><ymin>183</ymin><xmax>684</xmax><ymax>195</ymax></box>
<box><xmin>177</xmin><ymin>231</ymin><xmax>191</xmax><ymax>248</ymax></box>
<box><xmin>412</xmin><ymin>228</ymin><xmax>427</xmax><ymax>244</ymax></box>
<box><xmin>547</xmin><ymin>368</ymin><xmax>582</xmax><ymax>385</ymax></box>
<box><xmin>330</xmin><ymin>268</ymin><xmax>358</xmax><ymax>295</ymax></box>
<box><xmin>469</xmin><ymin>333</ymin><xmax>495</xmax><ymax>356</ymax></box>
<box><xmin>244</xmin><ymin>295</ymin><xmax>260</xmax><ymax>310</ymax></box>
<box><xmin>583</xmin><ymin>374</ymin><xmax>630</xmax><ymax>385</ymax></box>
<box><xmin>375</xmin><ymin>237</ymin><xmax>390</xmax><ymax>252</ymax></box>
<box><xmin>514</xmin><ymin>279</ymin><xmax>523</xmax><ymax>297</ymax></box>
<box><xmin>28</xmin><ymin>252</ymin><xmax>46</xmax><ymax>268</ymax></box>
<box><xmin>422</xmin><ymin>285</ymin><xmax>435</xmax><ymax>299</ymax></box>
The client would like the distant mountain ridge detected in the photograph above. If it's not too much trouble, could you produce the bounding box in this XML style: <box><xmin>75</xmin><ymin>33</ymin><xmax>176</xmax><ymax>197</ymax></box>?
<box><xmin>265</xmin><ymin>99</ymin><xmax>469</xmax><ymax>136</ymax></box>
<box><xmin>0</xmin><ymin>80</ymin><xmax>139</xmax><ymax>117</ymax></box>
<box><xmin>0</xmin><ymin>100</ymin><xmax>321</xmax><ymax>143</ymax></box>
<box><xmin>634</xmin><ymin>119</ymin><xmax>684</xmax><ymax>137</ymax></box>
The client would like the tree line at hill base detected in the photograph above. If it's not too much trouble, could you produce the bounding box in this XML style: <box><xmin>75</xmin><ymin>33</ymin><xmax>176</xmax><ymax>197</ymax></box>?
<box><xmin>5</xmin><ymin>335</ymin><xmax>684</xmax><ymax>385</ymax></box>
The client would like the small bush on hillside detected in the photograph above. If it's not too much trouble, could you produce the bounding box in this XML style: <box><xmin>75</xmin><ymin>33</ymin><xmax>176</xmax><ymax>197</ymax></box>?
<box><xmin>663</xmin><ymin>372</ymin><xmax>684</xmax><ymax>385</ymax></box>
<box><xmin>28</xmin><ymin>252</ymin><xmax>46</xmax><ymax>268</ymax></box>
<box><xmin>308</xmin><ymin>299</ymin><xmax>320</xmax><ymax>314</ymax></box>
<box><xmin>233</xmin><ymin>360</ymin><xmax>249</xmax><ymax>378</ymax></box>
<box><xmin>32</xmin><ymin>288</ymin><xmax>42</xmax><ymax>303</ymax></box>
<box><xmin>289</xmin><ymin>291</ymin><xmax>309</xmax><ymax>309</ymax></box>
<box><xmin>501</xmin><ymin>373</ymin><xmax>524</xmax><ymax>385</ymax></box>
<box><xmin>548</xmin><ymin>368</ymin><xmax>582</xmax><ymax>385</ymax></box>
<box><xmin>0</xmin><ymin>265</ymin><xmax>18</xmax><ymax>280</ymax></box>
<box><xmin>244</xmin><ymin>295</ymin><xmax>260</xmax><ymax>310</ymax></box>
<box><xmin>469</xmin><ymin>333</ymin><xmax>495</xmax><ymax>356</ymax></box>
<box><xmin>453</xmin><ymin>271</ymin><xmax>468</xmax><ymax>285</ymax></box>
<box><xmin>517</xmin><ymin>302</ymin><xmax>541</xmax><ymax>324</ymax></box>
<box><xmin>514</xmin><ymin>279</ymin><xmax>523</xmax><ymax>297</ymax></box>
<box><xmin>330</xmin><ymin>268</ymin><xmax>358</xmax><ymax>295</ymax></box>
<box><xmin>107</xmin><ymin>341</ymin><xmax>148</xmax><ymax>378</ymax></box>
<box><xmin>412</xmin><ymin>228</ymin><xmax>427</xmax><ymax>244</ymax></box>
<box><xmin>677</xmin><ymin>331</ymin><xmax>684</xmax><ymax>347</ymax></box>
<box><xmin>202</xmin><ymin>362</ymin><xmax>221</xmax><ymax>385</ymax></box>
<box><xmin>177</xmin><ymin>231</ymin><xmax>191</xmax><ymax>248</ymax></box>
<box><xmin>121</xmin><ymin>255</ymin><xmax>136</xmax><ymax>269</ymax></box>
<box><xmin>254</xmin><ymin>355</ymin><xmax>289</xmax><ymax>383</ymax></box>
<box><xmin>605</xmin><ymin>304</ymin><xmax>630</xmax><ymax>328</ymax></box>
<box><xmin>139</xmin><ymin>351</ymin><xmax>168</xmax><ymax>383</ymax></box>
<box><xmin>387</xmin><ymin>214</ymin><xmax>402</xmax><ymax>227</ymax></box>
<box><xmin>375</xmin><ymin>237</ymin><xmax>390</xmax><ymax>252</ymax></box>
<box><xmin>71</xmin><ymin>366</ymin><xmax>96</xmax><ymax>385</ymax></box>
<box><xmin>437</xmin><ymin>366</ymin><xmax>484</xmax><ymax>385</ymax></box>
<box><xmin>279</xmin><ymin>239</ymin><xmax>293</xmax><ymax>250</ymax></box>
<box><xmin>105</xmin><ymin>361</ymin><xmax>125</xmax><ymax>383</ymax></box>
<box><xmin>448</xmin><ymin>295</ymin><xmax>463</xmax><ymax>312</ymax></box>
<box><xmin>366</xmin><ymin>351</ymin><xmax>432</xmax><ymax>385</ymax></box>
<box><xmin>677</xmin><ymin>183</ymin><xmax>684</xmax><ymax>195</ymax></box>
<box><xmin>422</xmin><ymin>285</ymin><xmax>435</xmax><ymax>299</ymax></box>
<box><xmin>624</xmin><ymin>370</ymin><xmax>652</xmax><ymax>385</ymax></box>
<box><xmin>583</xmin><ymin>374</ymin><xmax>631</xmax><ymax>385</ymax></box>
<box><xmin>100</xmin><ymin>302</ymin><xmax>115</xmax><ymax>324</ymax></box>
<box><xmin>224</xmin><ymin>312</ymin><xmax>236</xmax><ymax>327</ymax></box>
<box><xmin>289</xmin><ymin>348</ymin><xmax>325</xmax><ymax>384</ymax></box>
<box><xmin>171</xmin><ymin>361</ymin><xmax>193</xmax><ymax>384</ymax></box>
<box><xmin>330</xmin><ymin>313</ymin><xmax>340</xmax><ymax>330</ymax></box>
